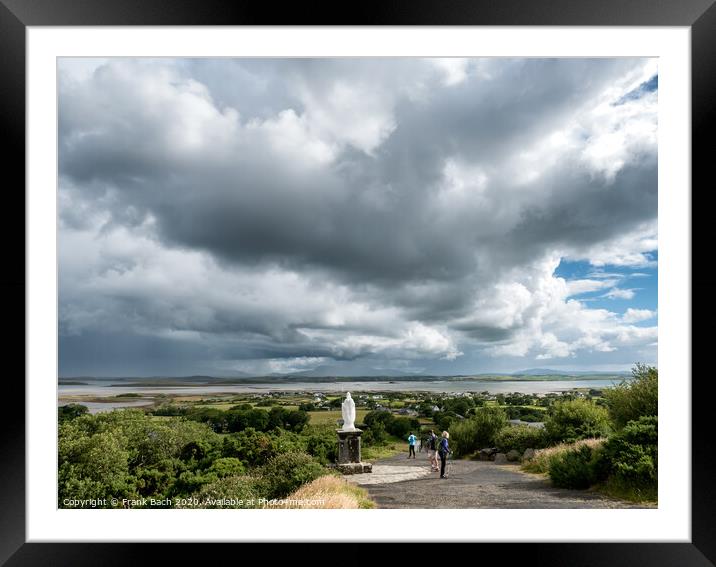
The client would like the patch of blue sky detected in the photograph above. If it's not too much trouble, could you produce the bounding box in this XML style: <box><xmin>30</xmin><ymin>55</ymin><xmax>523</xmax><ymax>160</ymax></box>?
<box><xmin>614</xmin><ymin>74</ymin><xmax>658</xmax><ymax>105</ymax></box>
<box><xmin>555</xmin><ymin>258</ymin><xmax>657</xmax><ymax>323</ymax></box>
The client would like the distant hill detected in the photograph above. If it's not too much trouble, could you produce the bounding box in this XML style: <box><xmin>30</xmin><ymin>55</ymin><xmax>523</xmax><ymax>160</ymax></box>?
<box><xmin>513</xmin><ymin>368</ymin><xmax>631</xmax><ymax>377</ymax></box>
<box><xmin>287</xmin><ymin>365</ymin><xmax>415</xmax><ymax>378</ymax></box>
<box><xmin>60</xmin><ymin>369</ymin><xmax>632</xmax><ymax>385</ymax></box>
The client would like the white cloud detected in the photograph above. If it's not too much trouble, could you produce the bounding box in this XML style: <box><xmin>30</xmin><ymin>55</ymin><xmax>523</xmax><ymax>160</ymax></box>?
<box><xmin>622</xmin><ymin>308</ymin><xmax>657</xmax><ymax>323</ymax></box>
<box><xmin>430</xmin><ymin>58</ymin><xmax>470</xmax><ymax>86</ymax></box>
<box><xmin>603</xmin><ymin>288</ymin><xmax>637</xmax><ymax>300</ymax></box>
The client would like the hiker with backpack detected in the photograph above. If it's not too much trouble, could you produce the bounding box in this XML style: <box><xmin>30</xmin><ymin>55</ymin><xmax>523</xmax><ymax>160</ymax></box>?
<box><xmin>438</xmin><ymin>431</ymin><xmax>451</xmax><ymax>478</ymax></box>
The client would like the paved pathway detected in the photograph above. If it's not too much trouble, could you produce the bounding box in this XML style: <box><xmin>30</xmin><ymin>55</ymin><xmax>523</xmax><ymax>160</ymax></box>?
<box><xmin>348</xmin><ymin>452</ymin><xmax>652</xmax><ymax>509</ymax></box>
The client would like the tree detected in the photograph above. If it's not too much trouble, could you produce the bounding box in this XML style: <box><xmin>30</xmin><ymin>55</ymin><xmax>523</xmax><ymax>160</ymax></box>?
<box><xmin>603</xmin><ymin>363</ymin><xmax>658</xmax><ymax>429</ymax></box>
<box><xmin>58</xmin><ymin>403</ymin><xmax>89</xmax><ymax>422</ymax></box>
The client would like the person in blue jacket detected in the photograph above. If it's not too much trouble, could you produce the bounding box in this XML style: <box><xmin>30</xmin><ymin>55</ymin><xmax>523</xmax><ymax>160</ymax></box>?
<box><xmin>438</xmin><ymin>431</ymin><xmax>451</xmax><ymax>478</ymax></box>
<box><xmin>407</xmin><ymin>432</ymin><xmax>417</xmax><ymax>458</ymax></box>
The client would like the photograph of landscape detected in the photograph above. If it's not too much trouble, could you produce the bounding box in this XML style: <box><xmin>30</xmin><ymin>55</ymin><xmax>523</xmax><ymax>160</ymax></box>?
<box><xmin>58</xmin><ymin>57</ymin><xmax>658</xmax><ymax>510</ymax></box>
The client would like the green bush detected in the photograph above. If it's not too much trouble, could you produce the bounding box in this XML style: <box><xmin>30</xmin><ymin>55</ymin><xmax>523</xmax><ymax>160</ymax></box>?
<box><xmin>58</xmin><ymin>428</ymin><xmax>134</xmax><ymax>505</ymax></box>
<box><xmin>58</xmin><ymin>403</ymin><xmax>89</xmax><ymax>422</ymax></box>
<box><xmin>268</xmin><ymin>407</ymin><xmax>310</xmax><ymax>432</ymax></box>
<box><xmin>595</xmin><ymin>415</ymin><xmax>657</xmax><ymax>489</ymax></box>
<box><xmin>172</xmin><ymin>470</ymin><xmax>218</xmax><ymax>496</ymax></box>
<box><xmin>226</xmin><ymin>409</ymin><xmax>270</xmax><ymax>433</ymax></box>
<box><xmin>221</xmin><ymin>427</ymin><xmax>290</xmax><ymax>467</ymax></box>
<box><xmin>364</xmin><ymin>410</ymin><xmax>394</xmax><ymax>429</ymax></box>
<box><xmin>182</xmin><ymin>475</ymin><xmax>261</xmax><ymax>508</ymax></box>
<box><xmin>545</xmin><ymin>399</ymin><xmax>610</xmax><ymax>443</ymax></box>
<box><xmin>434</xmin><ymin>412</ymin><xmax>457</xmax><ymax>433</ymax></box>
<box><xmin>495</xmin><ymin>425</ymin><xmax>548</xmax><ymax>454</ymax></box>
<box><xmin>387</xmin><ymin>416</ymin><xmax>419</xmax><ymax>438</ymax></box>
<box><xmin>362</xmin><ymin>421</ymin><xmax>387</xmax><ymax>445</ymax></box>
<box><xmin>207</xmin><ymin>457</ymin><xmax>246</xmax><ymax>478</ymax></box>
<box><xmin>603</xmin><ymin>363</ymin><xmax>658</xmax><ymax>429</ymax></box>
<box><xmin>305</xmin><ymin>433</ymin><xmax>338</xmax><ymax>464</ymax></box>
<box><xmin>548</xmin><ymin>445</ymin><xmax>597</xmax><ymax>489</ymax></box>
<box><xmin>450</xmin><ymin>406</ymin><xmax>507</xmax><ymax>457</ymax></box>
<box><xmin>259</xmin><ymin>452</ymin><xmax>326</xmax><ymax>499</ymax></box>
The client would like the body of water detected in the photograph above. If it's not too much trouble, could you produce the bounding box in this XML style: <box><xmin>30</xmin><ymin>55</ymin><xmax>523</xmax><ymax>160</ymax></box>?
<box><xmin>58</xmin><ymin>378</ymin><xmax>629</xmax><ymax>399</ymax></box>
<box><xmin>58</xmin><ymin>399</ymin><xmax>155</xmax><ymax>414</ymax></box>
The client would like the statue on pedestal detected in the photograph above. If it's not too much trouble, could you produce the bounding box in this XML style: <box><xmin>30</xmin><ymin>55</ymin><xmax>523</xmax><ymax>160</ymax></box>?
<box><xmin>333</xmin><ymin>392</ymin><xmax>371</xmax><ymax>474</ymax></box>
<box><xmin>341</xmin><ymin>392</ymin><xmax>356</xmax><ymax>431</ymax></box>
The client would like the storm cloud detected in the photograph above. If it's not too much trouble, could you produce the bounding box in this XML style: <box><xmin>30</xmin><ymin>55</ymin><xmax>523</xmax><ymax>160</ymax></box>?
<box><xmin>58</xmin><ymin>58</ymin><xmax>658</xmax><ymax>376</ymax></box>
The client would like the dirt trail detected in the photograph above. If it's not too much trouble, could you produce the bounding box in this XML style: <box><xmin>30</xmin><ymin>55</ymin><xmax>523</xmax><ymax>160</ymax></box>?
<box><xmin>349</xmin><ymin>452</ymin><xmax>652</xmax><ymax>509</ymax></box>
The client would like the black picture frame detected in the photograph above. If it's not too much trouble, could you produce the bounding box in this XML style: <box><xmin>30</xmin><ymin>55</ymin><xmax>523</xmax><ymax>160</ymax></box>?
<box><xmin>3</xmin><ymin>0</ymin><xmax>713</xmax><ymax>564</ymax></box>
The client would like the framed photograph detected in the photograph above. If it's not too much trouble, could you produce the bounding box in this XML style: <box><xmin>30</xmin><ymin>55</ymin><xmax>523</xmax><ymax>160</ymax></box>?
<box><xmin>5</xmin><ymin>0</ymin><xmax>713</xmax><ymax>563</ymax></box>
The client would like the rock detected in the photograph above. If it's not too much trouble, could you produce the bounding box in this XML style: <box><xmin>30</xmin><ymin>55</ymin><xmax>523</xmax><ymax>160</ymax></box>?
<box><xmin>479</xmin><ymin>447</ymin><xmax>498</xmax><ymax>460</ymax></box>
<box><xmin>523</xmin><ymin>448</ymin><xmax>536</xmax><ymax>461</ymax></box>
<box><xmin>506</xmin><ymin>450</ymin><xmax>521</xmax><ymax>462</ymax></box>
<box><xmin>493</xmin><ymin>452</ymin><xmax>508</xmax><ymax>464</ymax></box>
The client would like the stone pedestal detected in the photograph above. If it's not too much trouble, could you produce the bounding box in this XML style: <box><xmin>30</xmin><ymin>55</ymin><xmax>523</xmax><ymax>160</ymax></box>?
<box><xmin>333</xmin><ymin>428</ymin><xmax>372</xmax><ymax>474</ymax></box>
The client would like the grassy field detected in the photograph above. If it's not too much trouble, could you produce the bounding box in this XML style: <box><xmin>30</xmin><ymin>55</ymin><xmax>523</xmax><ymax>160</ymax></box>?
<box><xmin>361</xmin><ymin>436</ymin><xmax>407</xmax><ymax>461</ymax></box>
<box><xmin>308</xmin><ymin>409</ymin><xmax>369</xmax><ymax>425</ymax></box>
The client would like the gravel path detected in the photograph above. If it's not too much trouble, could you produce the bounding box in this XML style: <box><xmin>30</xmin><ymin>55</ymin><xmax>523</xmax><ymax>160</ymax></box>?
<box><xmin>348</xmin><ymin>452</ymin><xmax>653</xmax><ymax>509</ymax></box>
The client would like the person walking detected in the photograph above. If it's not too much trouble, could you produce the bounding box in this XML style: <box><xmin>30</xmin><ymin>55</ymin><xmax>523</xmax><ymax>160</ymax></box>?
<box><xmin>427</xmin><ymin>429</ymin><xmax>439</xmax><ymax>471</ymax></box>
<box><xmin>407</xmin><ymin>432</ymin><xmax>417</xmax><ymax>459</ymax></box>
<box><xmin>438</xmin><ymin>431</ymin><xmax>451</xmax><ymax>478</ymax></box>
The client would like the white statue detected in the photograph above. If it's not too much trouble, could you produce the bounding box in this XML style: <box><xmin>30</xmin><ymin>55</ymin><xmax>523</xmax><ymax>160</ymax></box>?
<box><xmin>341</xmin><ymin>392</ymin><xmax>356</xmax><ymax>431</ymax></box>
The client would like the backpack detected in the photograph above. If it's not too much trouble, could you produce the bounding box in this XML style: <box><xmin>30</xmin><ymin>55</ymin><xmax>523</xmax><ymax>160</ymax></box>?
<box><xmin>438</xmin><ymin>438</ymin><xmax>449</xmax><ymax>455</ymax></box>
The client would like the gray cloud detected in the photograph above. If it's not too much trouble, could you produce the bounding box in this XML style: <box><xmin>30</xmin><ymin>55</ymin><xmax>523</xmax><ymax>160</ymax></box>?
<box><xmin>58</xmin><ymin>58</ymin><xmax>658</xmax><ymax>376</ymax></box>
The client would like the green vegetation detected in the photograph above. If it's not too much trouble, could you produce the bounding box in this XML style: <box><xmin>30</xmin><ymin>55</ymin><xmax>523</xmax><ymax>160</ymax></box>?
<box><xmin>57</xmin><ymin>364</ymin><xmax>657</xmax><ymax>507</ymax></box>
<box><xmin>518</xmin><ymin>365</ymin><xmax>658</xmax><ymax>503</ymax></box>
<box><xmin>544</xmin><ymin>398</ymin><xmax>611</xmax><ymax>443</ymax></box>
<box><xmin>259</xmin><ymin>452</ymin><xmax>327</xmax><ymax>499</ymax></box>
<box><xmin>58</xmin><ymin>403</ymin><xmax>89</xmax><ymax>422</ymax></box>
<box><xmin>603</xmin><ymin>363</ymin><xmax>658</xmax><ymax>429</ymax></box>
<box><xmin>451</xmin><ymin>406</ymin><xmax>508</xmax><ymax>457</ymax></box>
<box><xmin>495</xmin><ymin>424</ymin><xmax>548</xmax><ymax>454</ymax></box>
<box><xmin>58</xmin><ymin>408</ymin><xmax>344</xmax><ymax>508</ymax></box>
<box><xmin>547</xmin><ymin>444</ymin><xmax>599</xmax><ymax>489</ymax></box>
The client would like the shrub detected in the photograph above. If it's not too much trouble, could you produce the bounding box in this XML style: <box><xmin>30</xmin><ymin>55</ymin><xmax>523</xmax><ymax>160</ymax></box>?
<box><xmin>267</xmin><ymin>407</ymin><xmax>310</xmax><ymax>432</ymax></box>
<box><xmin>495</xmin><ymin>425</ymin><xmax>548</xmax><ymax>454</ymax></box>
<box><xmin>362</xmin><ymin>421</ymin><xmax>387</xmax><ymax>445</ymax></box>
<box><xmin>603</xmin><ymin>364</ymin><xmax>658</xmax><ymax>429</ymax></box>
<box><xmin>544</xmin><ymin>399</ymin><xmax>610</xmax><ymax>443</ymax></box>
<box><xmin>151</xmin><ymin>404</ymin><xmax>188</xmax><ymax>417</ymax></box>
<box><xmin>207</xmin><ymin>457</ymin><xmax>246</xmax><ymax>478</ymax></box>
<box><xmin>450</xmin><ymin>406</ymin><xmax>507</xmax><ymax>457</ymax></box>
<box><xmin>226</xmin><ymin>409</ymin><xmax>270</xmax><ymax>433</ymax></box>
<box><xmin>58</xmin><ymin>429</ymin><xmax>133</xmax><ymax>504</ymax></box>
<box><xmin>434</xmin><ymin>412</ymin><xmax>457</xmax><ymax>433</ymax></box>
<box><xmin>387</xmin><ymin>416</ymin><xmax>419</xmax><ymax>438</ymax></box>
<box><xmin>364</xmin><ymin>410</ymin><xmax>394</xmax><ymax>429</ymax></box>
<box><xmin>180</xmin><ymin>475</ymin><xmax>261</xmax><ymax>508</ymax></box>
<box><xmin>172</xmin><ymin>471</ymin><xmax>211</xmax><ymax>496</ymax></box>
<box><xmin>58</xmin><ymin>403</ymin><xmax>89</xmax><ymax>422</ymax></box>
<box><xmin>305</xmin><ymin>433</ymin><xmax>338</xmax><ymax>464</ymax></box>
<box><xmin>595</xmin><ymin>415</ymin><xmax>657</xmax><ymax>489</ymax></box>
<box><xmin>220</xmin><ymin>429</ymin><xmax>279</xmax><ymax>466</ymax></box>
<box><xmin>548</xmin><ymin>445</ymin><xmax>597</xmax><ymax>489</ymax></box>
<box><xmin>449</xmin><ymin>419</ymin><xmax>479</xmax><ymax>457</ymax></box>
<box><xmin>522</xmin><ymin>438</ymin><xmax>604</xmax><ymax>474</ymax></box>
<box><xmin>259</xmin><ymin>452</ymin><xmax>326</xmax><ymax>499</ymax></box>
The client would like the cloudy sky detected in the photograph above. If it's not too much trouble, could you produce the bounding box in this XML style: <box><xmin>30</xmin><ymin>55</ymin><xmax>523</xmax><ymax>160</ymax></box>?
<box><xmin>58</xmin><ymin>58</ymin><xmax>657</xmax><ymax>377</ymax></box>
